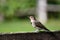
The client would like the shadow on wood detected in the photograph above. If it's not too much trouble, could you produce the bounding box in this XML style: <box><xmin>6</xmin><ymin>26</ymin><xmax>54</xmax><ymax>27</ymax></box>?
<box><xmin>0</xmin><ymin>31</ymin><xmax>60</xmax><ymax>40</ymax></box>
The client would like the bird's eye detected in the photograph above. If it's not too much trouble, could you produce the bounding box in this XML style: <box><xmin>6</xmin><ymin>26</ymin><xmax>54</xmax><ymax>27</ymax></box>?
<box><xmin>31</xmin><ymin>17</ymin><xmax>32</xmax><ymax>18</ymax></box>
<box><xmin>30</xmin><ymin>16</ymin><xmax>34</xmax><ymax>18</ymax></box>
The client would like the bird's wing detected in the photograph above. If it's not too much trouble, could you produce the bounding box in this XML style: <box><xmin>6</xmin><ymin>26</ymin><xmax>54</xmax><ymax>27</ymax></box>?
<box><xmin>35</xmin><ymin>22</ymin><xmax>49</xmax><ymax>30</ymax></box>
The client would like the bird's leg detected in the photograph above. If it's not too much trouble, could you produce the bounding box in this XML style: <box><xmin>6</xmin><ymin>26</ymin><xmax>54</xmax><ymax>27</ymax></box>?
<box><xmin>34</xmin><ymin>29</ymin><xmax>40</xmax><ymax>32</ymax></box>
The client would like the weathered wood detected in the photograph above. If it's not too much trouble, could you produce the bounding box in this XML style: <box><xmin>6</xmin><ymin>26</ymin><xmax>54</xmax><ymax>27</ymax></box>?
<box><xmin>48</xmin><ymin>5</ymin><xmax>60</xmax><ymax>12</ymax></box>
<box><xmin>0</xmin><ymin>31</ymin><xmax>60</xmax><ymax>40</ymax></box>
<box><xmin>37</xmin><ymin>0</ymin><xmax>47</xmax><ymax>24</ymax></box>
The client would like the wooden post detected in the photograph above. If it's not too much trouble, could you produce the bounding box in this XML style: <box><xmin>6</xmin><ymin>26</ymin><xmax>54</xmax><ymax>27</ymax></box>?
<box><xmin>37</xmin><ymin>0</ymin><xmax>47</xmax><ymax>24</ymax></box>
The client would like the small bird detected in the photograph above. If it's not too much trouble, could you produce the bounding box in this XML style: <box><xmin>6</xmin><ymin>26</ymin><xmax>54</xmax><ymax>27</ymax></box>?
<box><xmin>29</xmin><ymin>16</ymin><xmax>59</xmax><ymax>40</ymax></box>
<box><xmin>29</xmin><ymin>16</ymin><xmax>50</xmax><ymax>32</ymax></box>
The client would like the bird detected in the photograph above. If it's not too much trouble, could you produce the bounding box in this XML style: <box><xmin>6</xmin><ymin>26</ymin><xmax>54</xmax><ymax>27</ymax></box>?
<box><xmin>29</xmin><ymin>16</ymin><xmax>59</xmax><ymax>40</ymax></box>
<box><xmin>29</xmin><ymin>16</ymin><xmax>50</xmax><ymax>32</ymax></box>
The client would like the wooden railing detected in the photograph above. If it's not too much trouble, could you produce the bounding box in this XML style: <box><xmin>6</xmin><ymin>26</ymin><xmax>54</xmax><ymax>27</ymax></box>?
<box><xmin>0</xmin><ymin>31</ymin><xmax>60</xmax><ymax>40</ymax></box>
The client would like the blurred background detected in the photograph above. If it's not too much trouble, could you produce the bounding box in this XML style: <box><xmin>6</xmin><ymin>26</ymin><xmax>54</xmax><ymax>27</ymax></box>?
<box><xmin>0</xmin><ymin>0</ymin><xmax>60</xmax><ymax>32</ymax></box>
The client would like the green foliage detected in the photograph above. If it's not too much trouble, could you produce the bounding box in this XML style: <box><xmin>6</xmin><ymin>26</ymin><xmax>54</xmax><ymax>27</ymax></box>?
<box><xmin>0</xmin><ymin>0</ymin><xmax>36</xmax><ymax>17</ymax></box>
<box><xmin>57</xmin><ymin>0</ymin><xmax>60</xmax><ymax>4</ymax></box>
<box><xmin>47</xmin><ymin>0</ymin><xmax>57</xmax><ymax>4</ymax></box>
<box><xmin>48</xmin><ymin>0</ymin><xmax>60</xmax><ymax>4</ymax></box>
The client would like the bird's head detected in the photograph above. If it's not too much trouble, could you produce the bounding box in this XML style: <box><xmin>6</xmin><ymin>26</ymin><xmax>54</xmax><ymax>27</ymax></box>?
<box><xmin>29</xmin><ymin>16</ymin><xmax>36</xmax><ymax>20</ymax></box>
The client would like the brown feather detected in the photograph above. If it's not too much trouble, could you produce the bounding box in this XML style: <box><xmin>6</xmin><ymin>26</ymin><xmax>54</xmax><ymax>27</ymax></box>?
<box><xmin>35</xmin><ymin>22</ymin><xmax>50</xmax><ymax>31</ymax></box>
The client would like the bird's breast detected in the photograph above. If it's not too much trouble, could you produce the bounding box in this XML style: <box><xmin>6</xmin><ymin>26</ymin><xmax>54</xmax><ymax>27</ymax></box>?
<box><xmin>31</xmin><ymin>22</ymin><xmax>36</xmax><ymax>28</ymax></box>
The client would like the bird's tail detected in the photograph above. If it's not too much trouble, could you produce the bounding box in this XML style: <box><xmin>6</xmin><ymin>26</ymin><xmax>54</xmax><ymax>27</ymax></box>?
<box><xmin>45</xmin><ymin>29</ymin><xmax>59</xmax><ymax>40</ymax></box>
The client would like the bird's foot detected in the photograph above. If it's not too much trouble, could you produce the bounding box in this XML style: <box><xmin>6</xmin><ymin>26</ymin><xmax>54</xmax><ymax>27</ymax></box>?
<box><xmin>34</xmin><ymin>30</ymin><xmax>40</xmax><ymax>32</ymax></box>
